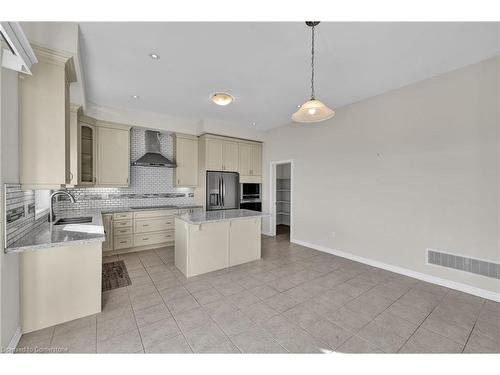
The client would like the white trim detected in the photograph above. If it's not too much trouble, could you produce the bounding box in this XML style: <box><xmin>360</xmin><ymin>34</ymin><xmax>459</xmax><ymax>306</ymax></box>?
<box><xmin>291</xmin><ymin>238</ymin><xmax>500</xmax><ymax>303</ymax></box>
<box><xmin>269</xmin><ymin>159</ymin><xmax>294</xmax><ymax>238</ymax></box>
<box><xmin>3</xmin><ymin>326</ymin><xmax>22</xmax><ymax>353</ymax></box>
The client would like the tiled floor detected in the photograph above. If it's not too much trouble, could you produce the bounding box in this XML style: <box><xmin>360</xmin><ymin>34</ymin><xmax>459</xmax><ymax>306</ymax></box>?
<box><xmin>17</xmin><ymin>235</ymin><xmax>500</xmax><ymax>353</ymax></box>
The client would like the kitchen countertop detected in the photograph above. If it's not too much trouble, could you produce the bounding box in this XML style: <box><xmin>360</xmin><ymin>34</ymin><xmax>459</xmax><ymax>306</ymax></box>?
<box><xmin>6</xmin><ymin>204</ymin><xmax>204</xmax><ymax>253</ymax></box>
<box><xmin>6</xmin><ymin>210</ymin><xmax>106</xmax><ymax>253</ymax></box>
<box><xmin>101</xmin><ymin>204</ymin><xmax>203</xmax><ymax>214</ymax></box>
<box><xmin>175</xmin><ymin>209</ymin><xmax>269</xmax><ymax>224</ymax></box>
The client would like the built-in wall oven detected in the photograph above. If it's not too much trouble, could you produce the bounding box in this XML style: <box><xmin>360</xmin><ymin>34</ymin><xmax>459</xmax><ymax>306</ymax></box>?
<box><xmin>240</xmin><ymin>183</ymin><xmax>261</xmax><ymax>212</ymax></box>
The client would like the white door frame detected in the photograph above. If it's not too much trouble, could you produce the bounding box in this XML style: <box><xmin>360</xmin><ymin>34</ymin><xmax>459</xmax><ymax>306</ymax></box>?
<box><xmin>269</xmin><ymin>159</ymin><xmax>294</xmax><ymax>239</ymax></box>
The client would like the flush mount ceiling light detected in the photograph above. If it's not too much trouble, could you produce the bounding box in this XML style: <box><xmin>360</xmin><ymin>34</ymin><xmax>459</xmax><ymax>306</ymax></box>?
<box><xmin>149</xmin><ymin>53</ymin><xmax>160</xmax><ymax>59</ymax></box>
<box><xmin>131</xmin><ymin>95</ymin><xmax>140</xmax><ymax>99</ymax></box>
<box><xmin>292</xmin><ymin>21</ymin><xmax>335</xmax><ymax>123</ymax></box>
<box><xmin>211</xmin><ymin>92</ymin><xmax>233</xmax><ymax>106</ymax></box>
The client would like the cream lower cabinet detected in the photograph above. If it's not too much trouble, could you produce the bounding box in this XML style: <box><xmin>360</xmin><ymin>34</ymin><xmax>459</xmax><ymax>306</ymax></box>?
<box><xmin>103</xmin><ymin>209</ymin><xmax>180</xmax><ymax>254</ymax></box>
<box><xmin>175</xmin><ymin>217</ymin><xmax>261</xmax><ymax>278</ymax></box>
<box><xmin>229</xmin><ymin>218</ymin><xmax>261</xmax><ymax>266</ymax></box>
<box><xmin>20</xmin><ymin>243</ymin><xmax>102</xmax><ymax>333</ymax></box>
<box><xmin>102</xmin><ymin>214</ymin><xmax>113</xmax><ymax>251</ymax></box>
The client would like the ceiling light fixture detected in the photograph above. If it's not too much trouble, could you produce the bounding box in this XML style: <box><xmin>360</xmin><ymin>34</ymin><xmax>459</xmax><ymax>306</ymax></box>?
<box><xmin>149</xmin><ymin>53</ymin><xmax>160</xmax><ymax>59</ymax></box>
<box><xmin>292</xmin><ymin>21</ymin><xmax>335</xmax><ymax>123</ymax></box>
<box><xmin>131</xmin><ymin>95</ymin><xmax>139</xmax><ymax>99</ymax></box>
<box><xmin>211</xmin><ymin>92</ymin><xmax>233</xmax><ymax>106</ymax></box>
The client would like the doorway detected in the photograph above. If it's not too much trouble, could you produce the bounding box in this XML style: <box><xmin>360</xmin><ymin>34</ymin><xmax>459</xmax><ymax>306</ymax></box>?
<box><xmin>270</xmin><ymin>161</ymin><xmax>293</xmax><ymax>241</ymax></box>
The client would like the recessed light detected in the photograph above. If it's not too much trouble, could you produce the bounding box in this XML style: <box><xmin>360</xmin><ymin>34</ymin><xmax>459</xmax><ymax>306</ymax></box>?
<box><xmin>211</xmin><ymin>92</ymin><xmax>233</xmax><ymax>106</ymax></box>
<box><xmin>131</xmin><ymin>95</ymin><xmax>139</xmax><ymax>99</ymax></box>
<box><xmin>251</xmin><ymin>122</ymin><xmax>256</xmax><ymax>126</ymax></box>
<box><xmin>296</xmin><ymin>104</ymin><xmax>301</xmax><ymax>108</ymax></box>
<box><xmin>149</xmin><ymin>53</ymin><xmax>160</xmax><ymax>60</ymax></box>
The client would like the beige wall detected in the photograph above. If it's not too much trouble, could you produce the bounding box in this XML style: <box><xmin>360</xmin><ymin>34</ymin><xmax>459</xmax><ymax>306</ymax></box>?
<box><xmin>262</xmin><ymin>57</ymin><xmax>499</xmax><ymax>295</ymax></box>
<box><xmin>0</xmin><ymin>66</ymin><xmax>21</xmax><ymax>349</ymax></box>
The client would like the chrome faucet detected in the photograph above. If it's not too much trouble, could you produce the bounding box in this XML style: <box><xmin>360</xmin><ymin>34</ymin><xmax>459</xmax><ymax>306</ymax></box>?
<box><xmin>49</xmin><ymin>190</ymin><xmax>76</xmax><ymax>222</ymax></box>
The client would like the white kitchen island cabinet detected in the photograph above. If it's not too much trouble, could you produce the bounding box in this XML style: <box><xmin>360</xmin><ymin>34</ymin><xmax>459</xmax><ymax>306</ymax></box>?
<box><xmin>174</xmin><ymin>209</ymin><xmax>267</xmax><ymax>278</ymax></box>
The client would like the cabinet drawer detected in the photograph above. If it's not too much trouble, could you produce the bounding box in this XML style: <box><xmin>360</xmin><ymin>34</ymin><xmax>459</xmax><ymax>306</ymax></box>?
<box><xmin>134</xmin><ymin>231</ymin><xmax>174</xmax><ymax>247</ymax></box>
<box><xmin>113</xmin><ymin>212</ymin><xmax>133</xmax><ymax>220</ymax></box>
<box><xmin>133</xmin><ymin>210</ymin><xmax>176</xmax><ymax>219</ymax></box>
<box><xmin>114</xmin><ymin>235</ymin><xmax>133</xmax><ymax>250</ymax></box>
<box><xmin>113</xmin><ymin>219</ymin><xmax>133</xmax><ymax>229</ymax></box>
<box><xmin>135</xmin><ymin>217</ymin><xmax>174</xmax><ymax>233</ymax></box>
<box><xmin>114</xmin><ymin>227</ymin><xmax>133</xmax><ymax>236</ymax></box>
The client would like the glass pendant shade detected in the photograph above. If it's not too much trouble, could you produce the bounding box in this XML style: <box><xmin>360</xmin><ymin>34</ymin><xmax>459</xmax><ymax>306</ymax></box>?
<box><xmin>292</xmin><ymin>99</ymin><xmax>335</xmax><ymax>123</ymax></box>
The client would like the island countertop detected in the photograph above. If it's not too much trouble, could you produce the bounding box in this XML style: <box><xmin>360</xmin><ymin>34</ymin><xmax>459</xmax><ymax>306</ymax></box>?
<box><xmin>175</xmin><ymin>209</ymin><xmax>269</xmax><ymax>224</ymax></box>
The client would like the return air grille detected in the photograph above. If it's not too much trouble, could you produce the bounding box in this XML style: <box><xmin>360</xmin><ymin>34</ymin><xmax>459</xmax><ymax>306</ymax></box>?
<box><xmin>427</xmin><ymin>249</ymin><xmax>499</xmax><ymax>279</ymax></box>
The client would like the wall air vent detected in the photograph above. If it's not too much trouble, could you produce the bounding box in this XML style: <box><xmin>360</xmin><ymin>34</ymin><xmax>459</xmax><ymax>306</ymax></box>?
<box><xmin>427</xmin><ymin>249</ymin><xmax>499</xmax><ymax>279</ymax></box>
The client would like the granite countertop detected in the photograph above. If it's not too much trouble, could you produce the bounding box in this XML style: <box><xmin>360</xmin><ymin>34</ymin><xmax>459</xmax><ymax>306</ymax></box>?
<box><xmin>6</xmin><ymin>204</ymin><xmax>205</xmax><ymax>253</ymax></box>
<box><xmin>101</xmin><ymin>204</ymin><xmax>204</xmax><ymax>214</ymax></box>
<box><xmin>175</xmin><ymin>209</ymin><xmax>269</xmax><ymax>224</ymax></box>
<box><xmin>6</xmin><ymin>210</ymin><xmax>106</xmax><ymax>253</ymax></box>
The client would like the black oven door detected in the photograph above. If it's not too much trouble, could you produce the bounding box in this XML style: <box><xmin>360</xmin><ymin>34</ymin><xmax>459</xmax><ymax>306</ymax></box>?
<box><xmin>240</xmin><ymin>201</ymin><xmax>262</xmax><ymax>212</ymax></box>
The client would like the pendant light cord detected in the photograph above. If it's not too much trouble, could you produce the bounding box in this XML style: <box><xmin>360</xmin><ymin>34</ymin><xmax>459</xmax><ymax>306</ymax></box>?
<box><xmin>310</xmin><ymin>25</ymin><xmax>315</xmax><ymax>100</ymax></box>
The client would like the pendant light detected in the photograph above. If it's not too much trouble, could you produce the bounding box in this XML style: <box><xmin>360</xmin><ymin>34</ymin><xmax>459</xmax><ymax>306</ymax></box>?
<box><xmin>292</xmin><ymin>21</ymin><xmax>335</xmax><ymax>123</ymax></box>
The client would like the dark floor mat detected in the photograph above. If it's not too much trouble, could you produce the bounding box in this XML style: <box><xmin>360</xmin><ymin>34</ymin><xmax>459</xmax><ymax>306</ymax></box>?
<box><xmin>102</xmin><ymin>260</ymin><xmax>131</xmax><ymax>292</ymax></box>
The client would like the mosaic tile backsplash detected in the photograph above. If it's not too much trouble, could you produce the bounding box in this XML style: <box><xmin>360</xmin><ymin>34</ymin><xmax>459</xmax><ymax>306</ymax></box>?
<box><xmin>5</xmin><ymin>184</ymin><xmax>47</xmax><ymax>248</ymax></box>
<box><xmin>56</xmin><ymin>127</ymin><xmax>196</xmax><ymax>211</ymax></box>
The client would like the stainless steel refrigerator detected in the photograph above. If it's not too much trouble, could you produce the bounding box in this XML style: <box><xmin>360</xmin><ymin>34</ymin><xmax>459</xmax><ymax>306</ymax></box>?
<box><xmin>206</xmin><ymin>171</ymin><xmax>240</xmax><ymax>211</ymax></box>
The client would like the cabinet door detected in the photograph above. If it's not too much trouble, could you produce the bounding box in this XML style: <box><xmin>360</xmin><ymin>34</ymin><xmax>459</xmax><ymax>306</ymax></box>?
<box><xmin>176</xmin><ymin>137</ymin><xmax>198</xmax><ymax>186</ymax></box>
<box><xmin>229</xmin><ymin>218</ymin><xmax>261</xmax><ymax>266</ymax></box>
<box><xmin>79</xmin><ymin>123</ymin><xmax>96</xmax><ymax>185</ymax></box>
<box><xmin>97</xmin><ymin>127</ymin><xmax>130</xmax><ymax>186</ymax></box>
<box><xmin>238</xmin><ymin>142</ymin><xmax>252</xmax><ymax>176</ymax></box>
<box><xmin>222</xmin><ymin>140</ymin><xmax>239</xmax><ymax>172</ymax></box>
<box><xmin>102</xmin><ymin>214</ymin><xmax>113</xmax><ymax>252</ymax></box>
<box><xmin>188</xmin><ymin>221</ymin><xmax>230</xmax><ymax>277</ymax></box>
<box><xmin>251</xmin><ymin>143</ymin><xmax>262</xmax><ymax>176</ymax></box>
<box><xmin>206</xmin><ymin>138</ymin><xmax>223</xmax><ymax>170</ymax></box>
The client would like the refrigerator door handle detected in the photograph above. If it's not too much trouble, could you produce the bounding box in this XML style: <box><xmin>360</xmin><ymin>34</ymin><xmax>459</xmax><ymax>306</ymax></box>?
<box><xmin>218</xmin><ymin>178</ymin><xmax>222</xmax><ymax>207</ymax></box>
<box><xmin>222</xmin><ymin>178</ymin><xmax>226</xmax><ymax>207</ymax></box>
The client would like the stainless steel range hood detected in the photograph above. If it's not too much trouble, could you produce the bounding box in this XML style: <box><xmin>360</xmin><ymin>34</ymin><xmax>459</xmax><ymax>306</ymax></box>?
<box><xmin>132</xmin><ymin>130</ymin><xmax>177</xmax><ymax>167</ymax></box>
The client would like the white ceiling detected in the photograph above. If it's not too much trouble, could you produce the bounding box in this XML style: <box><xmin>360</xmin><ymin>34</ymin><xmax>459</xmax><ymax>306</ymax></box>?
<box><xmin>78</xmin><ymin>22</ymin><xmax>500</xmax><ymax>130</ymax></box>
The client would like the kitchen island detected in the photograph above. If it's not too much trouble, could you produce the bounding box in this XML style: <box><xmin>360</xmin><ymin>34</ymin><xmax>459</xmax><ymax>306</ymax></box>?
<box><xmin>174</xmin><ymin>209</ymin><xmax>268</xmax><ymax>278</ymax></box>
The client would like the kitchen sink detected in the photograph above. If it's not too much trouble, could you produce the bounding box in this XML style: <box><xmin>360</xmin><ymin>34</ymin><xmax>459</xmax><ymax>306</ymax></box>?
<box><xmin>54</xmin><ymin>217</ymin><xmax>93</xmax><ymax>225</ymax></box>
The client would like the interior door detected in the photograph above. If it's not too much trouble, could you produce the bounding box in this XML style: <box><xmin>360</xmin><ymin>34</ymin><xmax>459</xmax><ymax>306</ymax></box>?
<box><xmin>221</xmin><ymin>172</ymin><xmax>240</xmax><ymax>209</ymax></box>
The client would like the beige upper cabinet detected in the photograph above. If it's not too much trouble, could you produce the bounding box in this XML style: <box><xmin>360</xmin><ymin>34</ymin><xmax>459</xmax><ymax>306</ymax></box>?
<box><xmin>222</xmin><ymin>140</ymin><xmax>239</xmax><ymax>172</ymax></box>
<box><xmin>174</xmin><ymin>134</ymin><xmax>198</xmax><ymax>187</ymax></box>
<box><xmin>19</xmin><ymin>45</ymin><xmax>76</xmax><ymax>190</ymax></box>
<box><xmin>205</xmin><ymin>136</ymin><xmax>239</xmax><ymax>172</ymax></box>
<box><xmin>239</xmin><ymin>141</ymin><xmax>262</xmax><ymax>183</ymax></box>
<box><xmin>97</xmin><ymin>125</ymin><xmax>130</xmax><ymax>187</ymax></box>
<box><xmin>206</xmin><ymin>138</ymin><xmax>223</xmax><ymax>171</ymax></box>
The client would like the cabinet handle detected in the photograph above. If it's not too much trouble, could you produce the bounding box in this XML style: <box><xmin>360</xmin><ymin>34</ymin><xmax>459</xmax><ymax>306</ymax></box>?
<box><xmin>177</xmin><ymin>179</ymin><xmax>180</xmax><ymax>184</ymax></box>
<box><xmin>143</xmin><ymin>224</ymin><xmax>149</xmax><ymax>226</ymax></box>
<box><xmin>119</xmin><ymin>241</ymin><xmax>127</xmax><ymax>244</ymax></box>
<box><xmin>142</xmin><ymin>237</ymin><xmax>149</xmax><ymax>241</ymax></box>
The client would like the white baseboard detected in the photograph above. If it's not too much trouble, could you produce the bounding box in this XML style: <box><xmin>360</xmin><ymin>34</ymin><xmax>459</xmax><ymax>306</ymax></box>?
<box><xmin>4</xmin><ymin>326</ymin><xmax>21</xmax><ymax>353</ymax></box>
<box><xmin>291</xmin><ymin>238</ymin><xmax>500</xmax><ymax>303</ymax></box>
<box><xmin>261</xmin><ymin>231</ymin><xmax>273</xmax><ymax>236</ymax></box>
